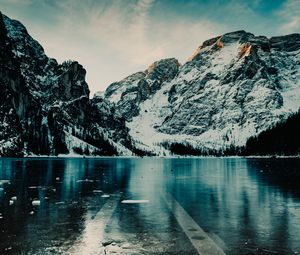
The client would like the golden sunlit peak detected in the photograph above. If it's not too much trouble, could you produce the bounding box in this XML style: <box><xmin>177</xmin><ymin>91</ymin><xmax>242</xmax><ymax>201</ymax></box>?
<box><xmin>216</xmin><ymin>37</ymin><xmax>224</xmax><ymax>48</ymax></box>
<box><xmin>186</xmin><ymin>46</ymin><xmax>202</xmax><ymax>62</ymax></box>
<box><xmin>187</xmin><ymin>35</ymin><xmax>223</xmax><ymax>62</ymax></box>
<box><xmin>238</xmin><ymin>43</ymin><xmax>252</xmax><ymax>58</ymax></box>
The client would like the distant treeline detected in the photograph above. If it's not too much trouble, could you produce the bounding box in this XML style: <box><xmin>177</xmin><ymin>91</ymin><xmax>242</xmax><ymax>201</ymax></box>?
<box><xmin>160</xmin><ymin>141</ymin><xmax>227</xmax><ymax>156</ymax></box>
<box><xmin>242</xmin><ymin>110</ymin><xmax>300</xmax><ymax>156</ymax></box>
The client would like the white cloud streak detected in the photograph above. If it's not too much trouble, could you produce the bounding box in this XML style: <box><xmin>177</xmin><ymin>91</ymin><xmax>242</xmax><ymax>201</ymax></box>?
<box><xmin>0</xmin><ymin>0</ymin><xmax>225</xmax><ymax>94</ymax></box>
<box><xmin>278</xmin><ymin>0</ymin><xmax>300</xmax><ymax>32</ymax></box>
<box><xmin>27</xmin><ymin>0</ymin><xmax>224</xmax><ymax>94</ymax></box>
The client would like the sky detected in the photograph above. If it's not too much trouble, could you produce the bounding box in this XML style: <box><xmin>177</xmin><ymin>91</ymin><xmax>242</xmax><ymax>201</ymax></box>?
<box><xmin>0</xmin><ymin>0</ymin><xmax>299</xmax><ymax>95</ymax></box>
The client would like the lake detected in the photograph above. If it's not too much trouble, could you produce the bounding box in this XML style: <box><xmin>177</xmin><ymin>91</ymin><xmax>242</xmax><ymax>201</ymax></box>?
<box><xmin>0</xmin><ymin>158</ymin><xmax>300</xmax><ymax>255</ymax></box>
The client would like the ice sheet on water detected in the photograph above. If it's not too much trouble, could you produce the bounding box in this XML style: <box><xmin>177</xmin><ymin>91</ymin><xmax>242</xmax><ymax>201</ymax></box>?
<box><xmin>32</xmin><ymin>200</ymin><xmax>41</xmax><ymax>206</ymax></box>
<box><xmin>93</xmin><ymin>190</ymin><xmax>103</xmax><ymax>193</ymax></box>
<box><xmin>29</xmin><ymin>186</ymin><xmax>39</xmax><ymax>189</ymax></box>
<box><xmin>76</xmin><ymin>179</ymin><xmax>94</xmax><ymax>183</ymax></box>
<box><xmin>121</xmin><ymin>200</ymin><xmax>149</xmax><ymax>204</ymax></box>
<box><xmin>0</xmin><ymin>180</ymin><xmax>10</xmax><ymax>185</ymax></box>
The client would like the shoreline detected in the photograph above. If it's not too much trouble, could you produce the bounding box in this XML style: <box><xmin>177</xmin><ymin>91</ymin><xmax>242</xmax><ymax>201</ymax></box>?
<box><xmin>1</xmin><ymin>155</ymin><xmax>300</xmax><ymax>159</ymax></box>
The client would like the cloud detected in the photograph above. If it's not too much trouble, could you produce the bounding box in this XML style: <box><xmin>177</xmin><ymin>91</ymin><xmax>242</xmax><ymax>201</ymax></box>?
<box><xmin>2</xmin><ymin>0</ymin><xmax>33</xmax><ymax>5</ymax></box>
<box><xmin>27</xmin><ymin>0</ymin><xmax>223</xmax><ymax>94</ymax></box>
<box><xmin>282</xmin><ymin>16</ymin><xmax>300</xmax><ymax>31</ymax></box>
<box><xmin>132</xmin><ymin>0</ymin><xmax>155</xmax><ymax>33</ymax></box>
<box><xmin>3</xmin><ymin>0</ymin><xmax>273</xmax><ymax>94</ymax></box>
<box><xmin>278</xmin><ymin>0</ymin><xmax>300</xmax><ymax>32</ymax></box>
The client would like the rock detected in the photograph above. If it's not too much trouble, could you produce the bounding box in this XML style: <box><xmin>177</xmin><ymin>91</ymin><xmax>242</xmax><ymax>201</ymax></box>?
<box><xmin>102</xmin><ymin>239</ymin><xmax>113</xmax><ymax>247</ymax></box>
<box><xmin>104</xmin><ymin>58</ymin><xmax>180</xmax><ymax>121</ymax></box>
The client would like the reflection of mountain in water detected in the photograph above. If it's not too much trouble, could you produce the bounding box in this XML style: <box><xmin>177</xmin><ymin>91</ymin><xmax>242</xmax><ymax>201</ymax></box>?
<box><xmin>246</xmin><ymin>158</ymin><xmax>300</xmax><ymax>195</ymax></box>
<box><xmin>0</xmin><ymin>158</ymin><xmax>299</xmax><ymax>254</ymax></box>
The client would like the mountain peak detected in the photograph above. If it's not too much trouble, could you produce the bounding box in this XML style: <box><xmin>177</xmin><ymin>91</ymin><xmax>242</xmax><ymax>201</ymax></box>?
<box><xmin>270</xmin><ymin>33</ymin><xmax>300</xmax><ymax>51</ymax></box>
<box><xmin>188</xmin><ymin>31</ymin><xmax>254</xmax><ymax>62</ymax></box>
<box><xmin>146</xmin><ymin>58</ymin><xmax>180</xmax><ymax>81</ymax></box>
<box><xmin>187</xmin><ymin>30</ymin><xmax>300</xmax><ymax>63</ymax></box>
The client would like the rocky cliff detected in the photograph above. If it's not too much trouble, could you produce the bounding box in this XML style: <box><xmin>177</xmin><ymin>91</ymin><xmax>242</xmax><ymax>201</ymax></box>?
<box><xmin>0</xmin><ymin>12</ymin><xmax>132</xmax><ymax>156</ymax></box>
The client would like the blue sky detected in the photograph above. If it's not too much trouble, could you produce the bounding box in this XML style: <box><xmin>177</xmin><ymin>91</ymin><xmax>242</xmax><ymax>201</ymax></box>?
<box><xmin>0</xmin><ymin>0</ymin><xmax>299</xmax><ymax>94</ymax></box>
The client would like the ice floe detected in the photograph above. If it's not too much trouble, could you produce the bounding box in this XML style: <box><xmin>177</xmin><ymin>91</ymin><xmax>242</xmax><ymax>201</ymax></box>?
<box><xmin>32</xmin><ymin>200</ymin><xmax>41</xmax><ymax>206</ymax></box>
<box><xmin>121</xmin><ymin>200</ymin><xmax>149</xmax><ymax>204</ymax></box>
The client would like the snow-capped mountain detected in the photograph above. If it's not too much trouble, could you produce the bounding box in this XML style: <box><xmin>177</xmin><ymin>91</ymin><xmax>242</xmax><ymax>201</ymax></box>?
<box><xmin>104</xmin><ymin>31</ymin><xmax>300</xmax><ymax>155</ymax></box>
<box><xmin>0</xmin><ymin>12</ymin><xmax>132</xmax><ymax>156</ymax></box>
<box><xmin>1</xmin><ymin>12</ymin><xmax>300</xmax><ymax>157</ymax></box>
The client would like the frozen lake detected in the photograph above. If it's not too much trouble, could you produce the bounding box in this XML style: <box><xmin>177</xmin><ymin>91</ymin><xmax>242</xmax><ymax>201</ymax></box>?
<box><xmin>0</xmin><ymin>158</ymin><xmax>300</xmax><ymax>254</ymax></box>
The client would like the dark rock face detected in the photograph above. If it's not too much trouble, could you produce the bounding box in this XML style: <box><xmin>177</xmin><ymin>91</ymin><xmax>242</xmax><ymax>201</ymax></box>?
<box><xmin>270</xmin><ymin>34</ymin><xmax>300</xmax><ymax>52</ymax></box>
<box><xmin>50</xmin><ymin>61</ymin><xmax>90</xmax><ymax>101</ymax></box>
<box><xmin>0</xmin><ymin>13</ymin><xmax>29</xmax><ymax>156</ymax></box>
<box><xmin>0</xmin><ymin>13</ymin><xmax>132</xmax><ymax>156</ymax></box>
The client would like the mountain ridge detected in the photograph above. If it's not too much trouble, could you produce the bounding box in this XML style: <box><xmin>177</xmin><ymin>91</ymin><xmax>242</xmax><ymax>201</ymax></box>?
<box><xmin>103</xmin><ymin>29</ymin><xmax>300</xmax><ymax>155</ymax></box>
<box><xmin>0</xmin><ymin>12</ymin><xmax>133</xmax><ymax>156</ymax></box>
<box><xmin>1</xmin><ymin>12</ymin><xmax>300</xmax><ymax>156</ymax></box>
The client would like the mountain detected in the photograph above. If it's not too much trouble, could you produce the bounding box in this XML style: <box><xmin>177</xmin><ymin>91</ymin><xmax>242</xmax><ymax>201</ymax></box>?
<box><xmin>1</xmin><ymin>12</ymin><xmax>300</xmax><ymax>157</ymax></box>
<box><xmin>104</xmin><ymin>31</ymin><xmax>300</xmax><ymax>155</ymax></box>
<box><xmin>0</xmin><ymin>12</ymin><xmax>132</xmax><ymax>156</ymax></box>
<box><xmin>105</xmin><ymin>58</ymin><xmax>180</xmax><ymax>121</ymax></box>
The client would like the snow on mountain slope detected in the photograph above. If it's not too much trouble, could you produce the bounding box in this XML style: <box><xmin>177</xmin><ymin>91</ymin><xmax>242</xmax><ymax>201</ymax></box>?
<box><xmin>105</xmin><ymin>31</ymin><xmax>300</xmax><ymax>155</ymax></box>
<box><xmin>105</xmin><ymin>58</ymin><xmax>180</xmax><ymax>121</ymax></box>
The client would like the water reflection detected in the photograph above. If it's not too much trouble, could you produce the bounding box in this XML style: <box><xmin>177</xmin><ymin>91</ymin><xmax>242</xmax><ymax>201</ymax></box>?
<box><xmin>0</xmin><ymin>158</ymin><xmax>299</xmax><ymax>254</ymax></box>
<box><xmin>168</xmin><ymin>158</ymin><xmax>300</xmax><ymax>254</ymax></box>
